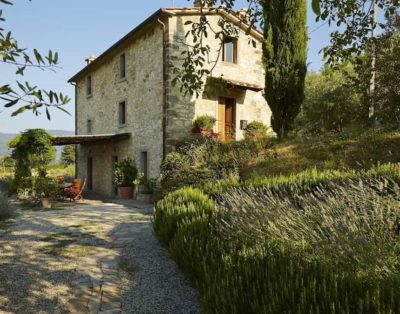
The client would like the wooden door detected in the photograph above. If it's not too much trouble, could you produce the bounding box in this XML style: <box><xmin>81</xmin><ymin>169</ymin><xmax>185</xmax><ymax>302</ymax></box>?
<box><xmin>218</xmin><ymin>97</ymin><xmax>235</xmax><ymax>142</ymax></box>
<box><xmin>218</xmin><ymin>98</ymin><xmax>226</xmax><ymax>141</ymax></box>
<box><xmin>87</xmin><ymin>157</ymin><xmax>93</xmax><ymax>191</ymax></box>
<box><xmin>225</xmin><ymin>99</ymin><xmax>234</xmax><ymax>141</ymax></box>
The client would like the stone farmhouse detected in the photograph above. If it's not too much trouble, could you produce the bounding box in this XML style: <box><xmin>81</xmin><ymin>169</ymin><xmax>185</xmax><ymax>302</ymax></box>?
<box><xmin>58</xmin><ymin>2</ymin><xmax>271</xmax><ymax>196</ymax></box>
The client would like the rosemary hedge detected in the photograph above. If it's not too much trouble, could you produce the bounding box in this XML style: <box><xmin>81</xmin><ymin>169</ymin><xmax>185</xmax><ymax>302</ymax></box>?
<box><xmin>153</xmin><ymin>167</ymin><xmax>400</xmax><ymax>313</ymax></box>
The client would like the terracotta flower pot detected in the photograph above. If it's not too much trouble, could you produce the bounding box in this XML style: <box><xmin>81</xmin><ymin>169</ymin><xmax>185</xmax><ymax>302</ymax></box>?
<box><xmin>142</xmin><ymin>193</ymin><xmax>153</xmax><ymax>204</ymax></box>
<box><xmin>41</xmin><ymin>198</ymin><xmax>52</xmax><ymax>209</ymax></box>
<box><xmin>118</xmin><ymin>186</ymin><xmax>134</xmax><ymax>199</ymax></box>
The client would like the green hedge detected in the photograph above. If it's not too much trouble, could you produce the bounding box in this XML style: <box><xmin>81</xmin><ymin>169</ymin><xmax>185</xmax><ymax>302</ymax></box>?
<box><xmin>153</xmin><ymin>187</ymin><xmax>215</xmax><ymax>246</ymax></box>
<box><xmin>200</xmin><ymin>162</ymin><xmax>400</xmax><ymax>198</ymax></box>
<box><xmin>153</xmin><ymin>167</ymin><xmax>400</xmax><ymax>313</ymax></box>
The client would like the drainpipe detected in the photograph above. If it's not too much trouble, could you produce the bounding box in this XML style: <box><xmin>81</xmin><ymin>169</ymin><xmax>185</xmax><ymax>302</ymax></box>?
<box><xmin>69</xmin><ymin>81</ymin><xmax>78</xmax><ymax>179</ymax></box>
<box><xmin>157</xmin><ymin>18</ymin><xmax>168</xmax><ymax>160</ymax></box>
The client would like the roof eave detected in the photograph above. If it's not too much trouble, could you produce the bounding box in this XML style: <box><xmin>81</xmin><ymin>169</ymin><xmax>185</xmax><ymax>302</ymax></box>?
<box><xmin>68</xmin><ymin>8</ymin><xmax>264</xmax><ymax>83</ymax></box>
<box><xmin>68</xmin><ymin>9</ymin><xmax>173</xmax><ymax>83</ymax></box>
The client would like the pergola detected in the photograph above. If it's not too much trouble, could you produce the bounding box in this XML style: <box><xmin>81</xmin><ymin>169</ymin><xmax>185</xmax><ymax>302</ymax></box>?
<box><xmin>52</xmin><ymin>133</ymin><xmax>131</xmax><ymax>146</ymax></box>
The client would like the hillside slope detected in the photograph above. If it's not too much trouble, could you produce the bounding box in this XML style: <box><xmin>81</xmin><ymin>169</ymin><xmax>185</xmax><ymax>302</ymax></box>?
<box><xmin>242</xmin><ymin>129</ymin><xmax>400</xmax><ymax>179</ymax></box>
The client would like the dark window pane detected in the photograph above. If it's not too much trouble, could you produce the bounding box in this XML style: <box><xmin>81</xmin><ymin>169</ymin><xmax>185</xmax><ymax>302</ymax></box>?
<box><xmin>141</xmin><ymin>151</ymin><xmax>148</xmax><ymax>177</ymax></box>
<box><xmin>87</xmin><ymin>75</ymin><xmax>92</xmax><ymax>95</ymax></box>
<box><xmin>119</xmin><ymin>101</ymin><xmax>126</xmax><ymax>125</ymax></box>
<box><xmin>87</xmin><ymin>119</ymin><xmax>92</xmax><ymax>134</ymax></box>
<box><xmin>120</xmin><ymin>54</ymin><xmax>126</xmax><ymax>79</ymax></box>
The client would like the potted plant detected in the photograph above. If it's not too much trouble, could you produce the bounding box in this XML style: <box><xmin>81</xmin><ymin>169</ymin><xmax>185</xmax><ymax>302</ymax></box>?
<box><xmin>113</xmin><ymin>158</ymin><xmax>138</xmax><ymax>199</ymax></box>
<box><xmin>192</xmin><ymin>115</ymin><xmax>216</xmax><ymax>136</ymax></box>
<box><xmin>138</xmin><ymin>173</ymin><xmax>155</xmax><ymax>204</ymax></box>
<box><xmin>35</xmin><ymin>177</ymin><xmax>58</xmax><ymax>208</ymax></box>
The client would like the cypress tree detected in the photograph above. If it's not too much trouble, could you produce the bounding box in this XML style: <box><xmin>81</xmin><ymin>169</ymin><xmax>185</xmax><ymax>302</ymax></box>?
<box><xmin>262</xmin><ymin>0</ymin><xmax>308</xmax><ymax>138</ymax></box>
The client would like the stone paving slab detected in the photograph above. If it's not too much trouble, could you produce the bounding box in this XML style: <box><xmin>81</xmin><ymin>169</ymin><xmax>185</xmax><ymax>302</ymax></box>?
<box><xmin>0</xmin><ymin>199</ymin><xmax>200</xmax><ymax>313</ymax></box>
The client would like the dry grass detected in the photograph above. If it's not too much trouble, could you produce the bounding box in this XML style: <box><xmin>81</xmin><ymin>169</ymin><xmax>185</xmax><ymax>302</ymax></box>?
<box><xmin>241</xmin><ymin>129</ymin><xmax>400</xmax><ymax>179</ymax></box>
<box><xmin>40</xmin><ymin>230</ymin><xmax>97</xmax><ymax>256</ymax></box>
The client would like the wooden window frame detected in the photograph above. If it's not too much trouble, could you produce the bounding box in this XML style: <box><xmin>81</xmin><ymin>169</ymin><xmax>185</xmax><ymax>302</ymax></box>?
<box><xmin>222</xmin><ymin>38</ymin><xmax>238</xmax><ymax>64</ymax></box>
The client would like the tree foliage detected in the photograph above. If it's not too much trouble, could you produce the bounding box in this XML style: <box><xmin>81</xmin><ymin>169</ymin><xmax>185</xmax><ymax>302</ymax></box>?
<box><xmin>296</xmin><ymin>16</ymin><xmax>400</xmax><ymax>135</ymax></box>
<box><xmin>8</xmin><ymin>128</ymin><xmax>55</xmax><ymax>190</ymax></box>
<box><xmin>312</xmin><ymin>0</ymin><xmax>400</xmax><ymax>65</ymax></box>
<box><xmin>296</xmin><ymin>64</ymin><xmax>364</xmax><ymax>134</ymax></box>
<box><xmin>176</xmin><ymin>1</ymin><xmax>399</xmax><ymax>97</ymax></box>
<box><xmin>262</xmin><ymin>0</ymin><xmax>307</xmax><ymax>138</ymax></box>
<box><xmin>0</xmin><ymin>0</ymin><xmax>70</xmax><ymax>118</ymax></box>
<box><xmin>60</xmin><ymin>145</ymin><xmax>75</xmax><ymax>166</ymax></box>
<box><xmin>373</xmin><ymin>14</ymin><xmax>400</xmax><ymax>122</ymax></box>
<box><xmin>172</xmin><ymin>0</ymin><xmax>262</xmax><ymax>96</ymax></box>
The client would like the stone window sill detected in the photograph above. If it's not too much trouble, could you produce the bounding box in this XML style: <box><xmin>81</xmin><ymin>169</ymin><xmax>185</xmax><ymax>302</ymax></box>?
<box><xmin>86</xmin><ymin>93</ymin><xmax>93</xmax><ymax>99</ymax></box>
<box><xmin>221</xmin><ymin>61</ymin><xmax>239</xmax><ymax>66</ymax></box>
<box><xmin>119</xmin><ymin>77</ymin><xmax>127</xmax><ymax>83</ymax></box>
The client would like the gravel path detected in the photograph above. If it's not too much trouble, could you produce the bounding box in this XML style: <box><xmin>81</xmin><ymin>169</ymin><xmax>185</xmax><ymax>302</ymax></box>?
<box><xmin>0</xmin><ymin>199</ymin><xmax>200</xmax><ymax>313</ymax></box>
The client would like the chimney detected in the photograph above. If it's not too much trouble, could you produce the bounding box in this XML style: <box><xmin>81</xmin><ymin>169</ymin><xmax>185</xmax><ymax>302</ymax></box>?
<box><xmin>194</xmin><ymin>0</ymin><xmax>208</xmax><ymax>8</ymax></box>
<box><xmin>237</xmin><ymin>8</ymin><xmax>250</xmax><ymax>23</ymax></box>
<box><xmin>85</xmin><ymin>55</ymin><xmax>97</xmax><ymax>65</ymax></box>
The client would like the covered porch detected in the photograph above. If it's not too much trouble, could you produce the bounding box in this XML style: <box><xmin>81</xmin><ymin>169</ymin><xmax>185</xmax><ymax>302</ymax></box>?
<box><xmin>52</xmin><ymin>133</ymin><xmax>132</xmax><ymax>196</ymax></box>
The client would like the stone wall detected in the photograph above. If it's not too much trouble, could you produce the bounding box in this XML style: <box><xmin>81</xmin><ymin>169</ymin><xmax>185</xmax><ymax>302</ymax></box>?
<box><xmin>75</xmin><ymin>23</ymin><xmax>164</xmax><ymax>195</ymax></box>
<box><xmin>166</xmin><ymin>14</ymin><xmax>271</xmax><ymax>145</ymax></box>
<box><xmin>74</xmin><ymin>11</ymin><xmax>271</xmax><ymax>196</ymax></box>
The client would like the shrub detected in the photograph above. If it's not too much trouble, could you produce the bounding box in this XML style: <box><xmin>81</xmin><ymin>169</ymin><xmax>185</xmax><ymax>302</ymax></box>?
<box><xmin>113</xmin><ymin>158</ymin><xmax>138</xmax><ymax>187</ymax></box>
<box><xmin>160</xmin><ymin>137</ymin><xmax>267</xmax><ymax>196</ymax></box>
<box><xmin>159</xmin><ymin>152</ymin><xmax>192</xmax><ymax>196</ymax></box>
<box><xmin>35</xmin><ymin>177</ymin><xmax>59</xmax><ymax>199</ymax></box>
<box><xmin>218</xmin><ymin>180</ymin><xmax>400</xmax><ymax>280</ymax></box>
<box><xmin>0</xmin><ymin>196</ymin><xmax>14</xmax><ymax>221</ymax></box>
<box><xmin>136</xmin><ymin>173</ymin><xmax>156</xmax><ymax>194</ymax></box>
<box><xmin>0</xmin><ymin>176</ymin><xmax>12</xmax><ymax>194</ymax></box>
<box><xmin>153</xmin><ymin>187</ymin><xmax>215</xmax><ymax>246</ymax></box>
<box><xmin>154</xmin><ymin>170</ymin><xmax>400</xmax><ymax>313</ymax></box>
<box><xmin>192</xmin><ymin>115</ymin><xmax>216</xmax><ymax>133</ymax></box>
<box><xmin>244</xmin><ymin>121</ymin><xmax>269</xmax><ymax>140</ymax></box>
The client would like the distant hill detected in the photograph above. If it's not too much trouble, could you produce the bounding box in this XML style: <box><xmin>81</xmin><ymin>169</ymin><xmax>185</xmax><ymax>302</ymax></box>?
<box><xmin>0</xmin><ymin>129</ymin><xmax>75</xmax><ymax>158</ymax></box>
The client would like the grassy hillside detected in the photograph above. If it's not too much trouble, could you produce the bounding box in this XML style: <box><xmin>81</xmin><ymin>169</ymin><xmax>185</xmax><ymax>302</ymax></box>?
<box><xmin>242</xmin><ymin>129</ymin><xmax>400</xmax><ymax>179</ymax></box>
<box><xmin>154</xmin><ymin>128</ymin><xmax>400</xmax><ymax>313</ymax></box>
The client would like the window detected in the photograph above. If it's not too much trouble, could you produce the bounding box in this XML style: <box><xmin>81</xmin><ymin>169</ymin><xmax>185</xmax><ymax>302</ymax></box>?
<box><xmin>87</xmin><ymin>119</ymin><xmax>92</xmax><ymax>134</ymax></box>
<box><xmin>222</xmin><ymin>38</ymin><xmax>237</xmax><ymax>64</ymax></box>
<box><xmin>140</xmin><ymin>151</ymin><xmax>148</xmax><ymax>177</ymax></box>
<box><xmin>119</xmin><ymin>54</ymin><xmax>126</xmax><ymax>79</ymax></box>
<box><xmin>86</xmin><ymin>75</ymin><xmax>92</xmax><ymax>96</ymax></box>
<box><xmin>118</xmin><ymin>101</ymin><xmax>126</xmax><ymax>126</ymax></box>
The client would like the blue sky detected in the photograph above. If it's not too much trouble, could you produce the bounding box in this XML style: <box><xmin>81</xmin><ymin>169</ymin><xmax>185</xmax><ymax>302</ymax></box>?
<box><xmin>0</xmin><ymin>0</ymin><xmax>332</xmax><ymax>133</ymax></box>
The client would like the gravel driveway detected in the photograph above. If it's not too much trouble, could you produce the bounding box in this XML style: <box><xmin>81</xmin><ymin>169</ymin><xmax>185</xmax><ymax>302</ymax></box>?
<box><xmin>0</xmin><ymin>198</ymin><xmax>199</xmax><ymax>314</ymax></box>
